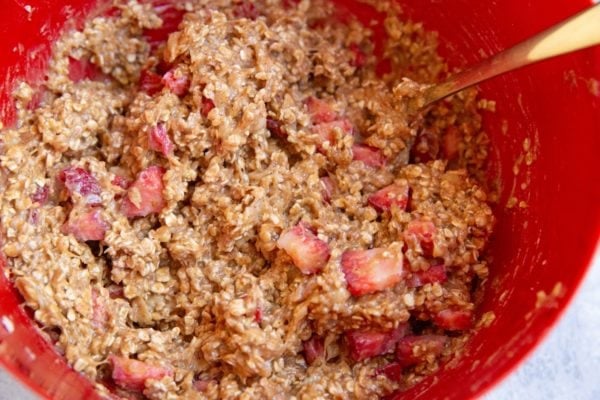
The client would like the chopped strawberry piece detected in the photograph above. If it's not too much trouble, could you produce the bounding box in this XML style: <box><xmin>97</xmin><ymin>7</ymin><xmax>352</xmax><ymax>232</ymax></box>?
<box><xmin>139</xmin><ymin>69</ymin><xmax>164</xmax><ymax>96</ymax></box>
<box><xmin>62</xmin><ymin>207</ymin><xmax>110</xmax><ymax>241</ymax></box>
<box><xmin>121</xmin><ymin>166</ymin><xmax>166</xmax><ymax>218</ymax></box>
<box><xmin>68</xmin><ymin>57</ymin><xmax>104</xmax><ymax>83</ymax></box>
<box><xmin>376</xmin><ymin>362</ymin><xmax>404</xmax><ymax>381</ymax></box>
<box><xmin>313</xmin><ymin>119</ymin><xmax>353</xmax><ymax>151</ymax></box>
<box><xmin>28</xmin><ymin>209</ymin><xmax>40</xmax><ymax>225</ymax></box>
<box><xmin>303</xmin><ymin>335</ymin><xmax>325</xmax><ymax>365</ymax></box>
<box><xmin>162</xmin><ymin>69</ymin><xmax>190</xmax><ymax>96</ymax></box>
<box><xmin>410</xmin><ymin>128</ymin><xmax>439</xmax><ymax>163</ymax></box>
<box><xmin>368</xmin><ymin>182</ymin><xmax>410</xmax><ymax>212</ymax></box>
<box><xmin>345</xmin><ymin>324</ymin><xmax>407</xmax><ymax>362</ymax></box>
<box><xmin>404</xmin><ymin>219</ymin><xmax>436</xmax><ymax>257</ymax></box>
<box><xmin>442</xmin><ymin>126</ymin><xmax>460</xmax><ymax>161</ymax></box>
<box><xmin>201</xmin><ymin>97</ymin><xmax>215</xmax><ymax>117</ymax></box>
<box><xmin>254</xmin><ymin>306</ymin><xmax>263</xmax><ymax>323</ymax></box>
<box><xmin>396</xmin><ymin>335</ymin><xmax>448</xmax><ymax>366</ymax></box>
<box><xmin>30</xmin><ymin>185</ymin><xmax>49</xmax><ymax>205</ymax></box>
<box><xmin>277</xmin><ymin>223</ymin><xmax>330</xmax><ymax>274</ymax></box>
<box><xmin>109</xmin><ymin>355</ymin><xmax>172</xmax><ymax>392</ymax></box>
<box><xmin>107</xmin><ymin>284</ymin><xmax>124</xmax><ymax>299</ymax></box>
<box><xmin>405</xmin><ymin>220</ymin><xmax>436</xmax><ymax>239</ymax></box>
<box><xmin>408</xmin><ymin>264</ymin><xmax>447</xmax><ymax>288</ymax></box>
<box><xmin>352</xmin><ymin>144</ymin><xmax>385</xmax><ymax>168</ymax></box>
<box><xmin>346</xmin><ymin>330</ymin><xmax>389</xmax><ymax>362</ymax></box>
<box><xmin>193</xmin><ymin>379</ymin><xmax>213</xmax><ymax>392</ymax></box>
<box><xmin>91</xmin><ymin>288</ymin><xmax>108</xmax><ymax>329</ymax></box>
<box><xmin>320</xmin><ymin>176</ymin><xmax>335</xmax><ymax>204</ymax></box>
<box><xmin>306</xmin><ymin>97</ymin><xmax>355</xmax><ymax>152</ymax></box>
<box><xmin>101</xmin><ymin>6</ymin><xmax>121</xmax><ymax>18</ymax></box>
<box><xmin>233</xmin><ymin>1</ymin><xmax>260</xmax><ymax>20</ymax></box>
<box><xmin>433</xmin><ymin>309</ymin><xmax>473</xmax><ymax>331</ymax></box>
<box><xmin>26</xmin><ymin>86</ymin><xmax>46</xmax><ymax>111</ymax></box>
<box><xmin>341</xmin><ymin>247</ymin><xmax>404</xmax><ymax>296</ymax></box>
<box><xmin>58</xmin><ymin>167</ymin><xmax>102</xmax><ymax>205</ymax></box>
<box><xmin>148</xmin><ymin>123</ymin><xmax>174</xmax><ymax>156</ymax></box>
<box><xmin>306</xmin><ymin>96</ymin><xmax>337</xmax><ymax>124</ymax></box>
<box><xmin>349</xmin><ymin>44</ymin><xmax>366</xmax><ymax>68</ymax></box>
<box><xmin>111</xmin><ymin>175</ymin><xmax>131</xmax><ymax>190</ymax></box>
<box><xmin>266</xmin><ymin>117</ymin><xmax>286</xmax><ymax>139</ymax></box>
<box><xmin>142</xmin><ymin>4</ymin><xmax>185</xmax><ymax>48</ymax></box>
<box><xmin>155</xmin><ymin>59</ymin><xmax>173</xmax><ymax>75</ymax></box>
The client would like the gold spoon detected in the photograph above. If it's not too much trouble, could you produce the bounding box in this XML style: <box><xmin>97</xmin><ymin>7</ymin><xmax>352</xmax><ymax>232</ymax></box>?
<box><xmin>421</xmin><ymin>3</ymin><xmax>600</xmax><ymax>107</ymax></box>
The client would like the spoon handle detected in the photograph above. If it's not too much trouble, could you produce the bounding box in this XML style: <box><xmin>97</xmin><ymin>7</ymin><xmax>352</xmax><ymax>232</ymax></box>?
<box><xmin>423</xmin><ymin>3</ymin><xmax>600</xmax><ymax>106</ymax></box>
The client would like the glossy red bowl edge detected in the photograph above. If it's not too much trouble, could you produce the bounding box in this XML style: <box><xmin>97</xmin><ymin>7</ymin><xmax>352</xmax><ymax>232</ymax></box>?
<box><xmin>0</xmin><ymin>1</ymin><xmax>599</xmax><ymax>399</ymax></box>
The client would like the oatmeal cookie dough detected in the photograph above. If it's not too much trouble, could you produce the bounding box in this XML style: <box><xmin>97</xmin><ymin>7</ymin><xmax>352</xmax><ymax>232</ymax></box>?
<box><xmin>0</xmin><ymin>1</ymin><xmax>494</xmax><ymax>399</ymax></box>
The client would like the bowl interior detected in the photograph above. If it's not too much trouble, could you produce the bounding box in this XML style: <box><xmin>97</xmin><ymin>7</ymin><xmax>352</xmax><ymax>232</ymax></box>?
<box><xmin>0</xmin><ymin>1</ymin><xmax>599</xmax><ymax>399</ymax></box>
<box><xmin>386</xmin><ymin>0</ymin><xmax>600</xmax><ymax>398</ymax></box>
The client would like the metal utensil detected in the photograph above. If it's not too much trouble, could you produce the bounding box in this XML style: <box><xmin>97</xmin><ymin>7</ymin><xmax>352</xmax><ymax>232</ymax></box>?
<box><xmin>422</xmin><ymin>3</ymin><xmax>600</xmax><ymax>107</ymax></box>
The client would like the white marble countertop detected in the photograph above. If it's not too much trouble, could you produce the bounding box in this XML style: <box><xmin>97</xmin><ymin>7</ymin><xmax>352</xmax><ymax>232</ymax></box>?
<box><xmin>0</xmin><ymin>250</ymin><xmax>598</xmax><ymax>399</ymax></box>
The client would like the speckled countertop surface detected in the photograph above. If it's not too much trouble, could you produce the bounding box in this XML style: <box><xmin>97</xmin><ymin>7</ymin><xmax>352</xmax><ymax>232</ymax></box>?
<box><xmin>0</xmin><ymin>251</ymin><xmax>598</xmax><ymax>400</ymax></box>
<box><xmin>484</xmin><ymin>251</ymin><xmax>600</xmax><ymax>400</ymax></box>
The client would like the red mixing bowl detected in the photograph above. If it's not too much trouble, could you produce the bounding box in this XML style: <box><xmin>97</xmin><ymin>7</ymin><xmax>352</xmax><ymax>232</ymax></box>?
<box><xmin>0</xmin><ymin>1</ymin><xmax>598</xmax><ymax>399</ymax></box>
